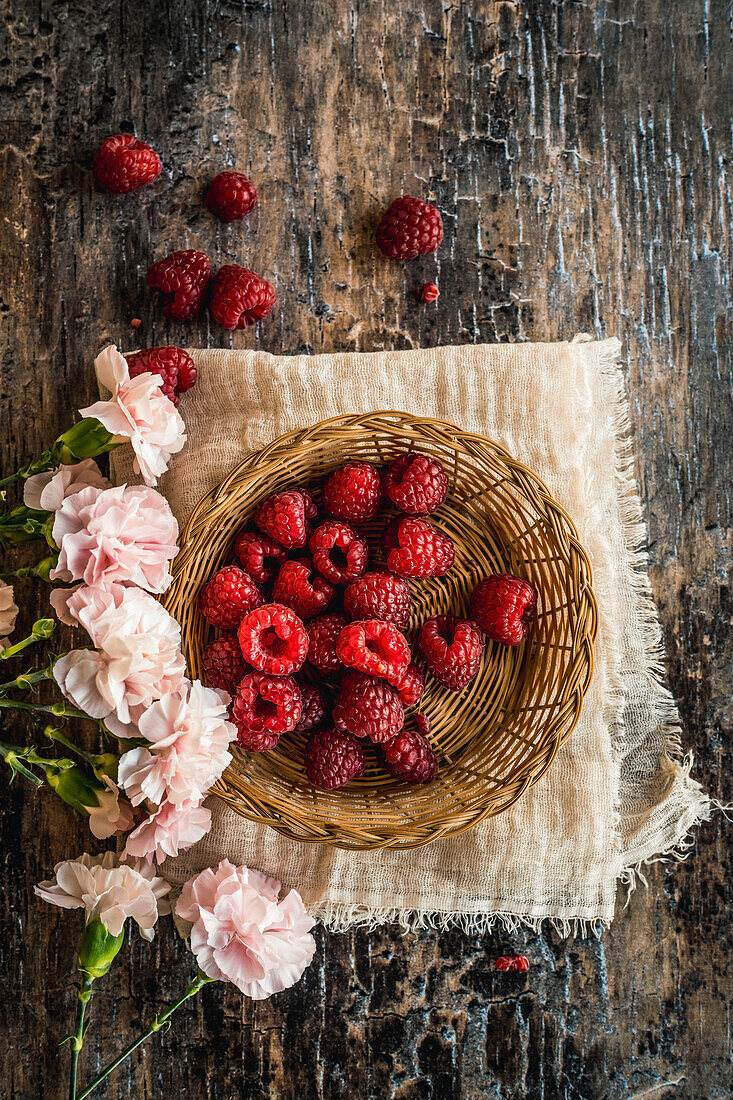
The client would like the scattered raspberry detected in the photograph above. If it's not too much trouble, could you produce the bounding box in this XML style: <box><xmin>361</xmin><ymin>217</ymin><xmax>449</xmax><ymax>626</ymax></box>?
<box><xmin>305</xmin><ymin>727</ymin><xmax>366</xmax><ymax>789</ymax></box>
<box><xmin>495</xmin><ymin>956</ymin><xmax>530</xmax><ymax>973</ymax></box>
<box><xmin>198</xmin><ymin>565</ymin><xmax>264</xmax><ymax>631</ymax></box>
<box><xmin>387</xmin><ymin>661</ymin><xmax>425</xmax><ymax>707</ymax></box>
<box><xmin>294</xmin><ymin>684</ymin><xmax>327</xmax><ymax>733</ymax></box>
<box><xmin>130</xmin><ymin>317</ymin><xmax>142</xmax><ymax>329</ymax></box>
<box><xmin>272</xmin><ymin>559</ymin><xmax>333</xmax><ymax>620</ymax></box>
<box><xmin>421</xmin><ymin>282</ymin><xmax>440</xmax><ymax>303</ymax></box>
<box><xmin>206</xmin><ymin>171</ymin><xmax>258</xmax><ymax>221</ymax></box>
<box><xmin>306</xmin><ymin>613</ymin><xmax>348</xmax><ymax>675</ymax></box>
<box><xmin>147</xmin><ymin>249</ymin><xmax>211</xmax><ymax>320</ymax></box>
<box><xmin>309</xmin><ymin>521</ymin><xmax>368</xmax><ymax>585</ymax></box>
<box><xmin>231</xmin><ymin>672</ymin><xmax>302</xmax><ymax>748</ymax></box>
<box><xmin>470</xmin><ymin>574</ymin><xmax>538</xmax><ymax>646</ymax></box>
<box><xmin>382</xmin><ymin>452</ymin><xmax>449</xmax><ymax>515</ymax></box>
<box><xmin>322</xmin><ymin>462</ymin><xmax>381</xmax><ymax>524</ymax></box>
<box><xmin>202</xmin><ymin>634</ymin><xmax>249</xmax><ymax>695</ymax></box>
<box><xmin>175</xmin><ymin>353</ymin><xmax>198</xmax><ymax>392</ymax></box>
<box><xmin>375</xmin><ymin>196</ymin><xmax>443</xmax><ymax>260</ymax></box>
<box><xmin>333</xmin><ymin>671</ymin><xmax>404</xmax><ymax>743</ymax></box>
<box><xmin>209</xmin><ymin>264</ymin><xmax>276</xmax><ymax>329</ymax></box>
<box><xmin>344</xmin><ymin>571</ymin><xmax>411</xmax><ymax>630</ymax></box>
<box><xmin>92</xmin><ymin>134</ymin><xmax>162</xmax><ymax>194</ymax></box>
<box><xmin>234</xmin><ymin>531</ymin><xmax>288</xmax><ymax>585</ymax></box>
<box><xmin>381</xmin><ymin>714</ymin><xmax>437</xmax><ymax>784</ymax></box>
<box><xmin>386</xmin><ymin>517</ymin><xmax>455</xmax><ymax>578</ymax></box>
<box><xmin>337</xmin><ymin>619</ymin><xmax>410</xmax><ymax>682</ymax></box>
<box><xmin>125</xmin><ymin>346</ymin><xmax>197</xmax><ymax>406</ymax></box>
<box><xmin>419</xmin><ymin>615</ymin><xmax>484</xmax><ymax>691</ymax></box>
<box><xmin>254</xmin><ymin>491</ymin><xmax>308</xmax><ymax>549</ymax></box>
<box><xmin>238</xmin><ymin>603</ymin><xmax>308</xmax><ymax>676</ymax></box>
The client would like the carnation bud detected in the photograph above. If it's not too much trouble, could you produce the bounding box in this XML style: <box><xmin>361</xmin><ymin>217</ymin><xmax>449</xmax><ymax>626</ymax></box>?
<box><xmin>53</xmin><ymin>418</ymin><xmax>117</xmax><ymax>464</ymax></box>
<box><xmin>45</xmin><ymin>761</ymin><xmax>106</xmax><ymax>815</ymax></box>
<box><xmin>78</xmin><ymin>916</ymin><xmax>125</xmax><ymax>978</ymax></box>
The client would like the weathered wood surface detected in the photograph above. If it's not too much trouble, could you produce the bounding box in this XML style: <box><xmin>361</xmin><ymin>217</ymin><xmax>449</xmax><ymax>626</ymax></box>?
<box><xmin>1</xmin><ymin>1</ymin><xmax>731</xmax><ymax>1097</ymax></box>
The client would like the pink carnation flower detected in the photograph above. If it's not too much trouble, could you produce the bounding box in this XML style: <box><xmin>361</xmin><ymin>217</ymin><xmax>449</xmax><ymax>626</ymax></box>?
<box><xmin>23</xmin><ymin>458</ymin><xmax>111</xmax><ymax>512</ymax></box>
<box><xmin>176</xmin><ymin>860</ymin><xmax>315</xmax><ymax>999</ymax></box>
<box><xmin>80</xmin><ymin>345</ymin><xmax>186</xmax><ymax>487</ymax></box>
<box><xmin>123</xmin><ymin>799</ymin><xmax>211</xmax><ymax>865</ymax></box>
<box><xmin>50</xmin><ymin>483</ymin><xmax>179</xmax><ymax>593</ymax></box>
<box><xmin>87</xmin><ymin>776</ymin><xmax>137</xmax><ymax>840</ymax></box>
<box><xmin>0</xmin><ymin>581</ymin><xmax>18</xmax><ymax>647</ymax></box>
<box><xmin>118</xmin><ymin>680</ymin><xmax>235</xmax><ymax>809</ymax></box>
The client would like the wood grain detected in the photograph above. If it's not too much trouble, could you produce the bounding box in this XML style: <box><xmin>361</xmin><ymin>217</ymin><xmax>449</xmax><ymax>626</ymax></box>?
<box><xmin>1</xmin><ymin>1</ymin><xmax>730</xmax><ymax>1097</ymax></box>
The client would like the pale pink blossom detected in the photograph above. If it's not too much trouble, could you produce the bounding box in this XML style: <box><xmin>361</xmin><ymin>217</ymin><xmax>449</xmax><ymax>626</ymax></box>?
<box><xmin>50</xmin><ymin>483</ymin><xmax>179</xmax><ymax>593</ymax></box>
<box><xmin>23</xmin><ymin>458</ymin><xmax>111</xmax><ymax>512</ymax></box>
<box><xmin>176</xmin><ymin>860</ymin><xmax>315</xmax><ymax>999</ymax></box>
<box><xmin>123</xmin><ymin>799</ymin><xmax>211</xmax><ymax>865</ymax></box>
<box><xmin>87</xmin><ymin>776</ymin><xmax>137</xmax><ymax>840</ymax></box>
<box><xmin>34</xmin><ymin>851</ymin><xmax>170</xmax><ymax>941</ymax></box>
<box><xmin>80</xmin><ymin>345</ymin><xmax>186</xmax><ymax>487</ymax></box>
<box><xmin>0</xmin><ymin>581</ymin><xmax>18</xmax><ymax>646</ymax></box>
<box><xmin>118</xmin><ymin>680</ymin><xmax>235</xmax><ymax>809</ymax></box>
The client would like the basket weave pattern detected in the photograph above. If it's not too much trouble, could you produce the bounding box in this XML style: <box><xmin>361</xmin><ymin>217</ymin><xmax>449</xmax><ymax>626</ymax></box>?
<box><xmin>164</xmin><ymin>412</ymin><xmax>597</xmax><ymax>850</ymax></box>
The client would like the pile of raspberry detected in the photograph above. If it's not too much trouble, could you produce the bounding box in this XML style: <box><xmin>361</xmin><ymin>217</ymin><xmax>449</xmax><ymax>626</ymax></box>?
<box><xmin>197</xmin><ymin>451</ymin><xmax>538</xmax><ymax>791</ymax></box>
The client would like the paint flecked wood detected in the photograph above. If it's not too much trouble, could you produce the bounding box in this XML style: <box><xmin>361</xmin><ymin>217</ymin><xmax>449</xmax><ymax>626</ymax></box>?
<box><xmin>0</xmin><ymin>2</ymin><xmax>731</xmax><ymax>1098</ymax></box>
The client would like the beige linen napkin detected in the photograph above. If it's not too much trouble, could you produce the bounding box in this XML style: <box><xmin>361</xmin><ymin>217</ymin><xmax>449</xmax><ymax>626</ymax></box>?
<box><xmin>113</xmin><ymin>337</ymin><xmax>710</xmax><ymax>932</ymax></box>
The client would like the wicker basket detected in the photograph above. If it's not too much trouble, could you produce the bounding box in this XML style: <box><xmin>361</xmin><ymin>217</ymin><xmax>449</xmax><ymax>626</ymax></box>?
<box><xmin>164</xmin><ymin>411</ymin><xmax>597</xmax><ymax>851</ymax></box>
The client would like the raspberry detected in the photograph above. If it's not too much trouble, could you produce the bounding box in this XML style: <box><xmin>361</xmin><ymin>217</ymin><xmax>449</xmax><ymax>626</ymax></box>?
<box><xmin>322</xmin><ymin>462</ymin><xmax>381</xmax><ymax>524</ymax></box>
<box><xmin>294</xmin><ymin>684</ymin><xmax>327</xmax><ymax>733</ymax></box>
<box><xmin>92</xmin><ymin>134</ymin><xmax>161</xmax><ymax>194</ymax></box>
<box><xmin>387</xmin><ymin>661</ymin><xmax>425</xmax><ymax>707</ymax></box>
<box><xmin>125</xmin><ymin>346</ymin><xmax>197</xmax><ymax>406</ymax></box>
<box><xmin>344</xmin><ymin>572</ymin><xmax>411</xmax><ymax>630</ymax></box>
<box><xmin>254</xmin><ymin>491</ymin><xmax>308</xmax><ymax>549</ymax></box>
<box><xmin>295</xmin><ymin>488</ymin><xmax>318</xmax><ymax>521</ymax></box>
<box><xmin>382</xmin><ymin>452</ymin><xmax>449</xmax><ymax>515</ymax></box>
<box><xmin>381</xmin><ymin>514</ymin><xmax>410</xmax><ymax>554</ymax></box>
<box><xmin>272</xmin><ymin>560</ymin><xmax>333</xmax><ymax>619</ymax></box>
<box><xmin>419</xmin><ymin>615</ymin><xmax>484</xmax><ymax>691</ymax></box>
<box><xmin>386</xmin><ymin>517</ymin><xmax>455</xmax><ymax>578</ymax></box>
<box><xmin>234</xmin><ymin>531</ymin><xmax>288</xmax><ymax>585</ymax></box>
<box><xmin>238</xmin><ymin>603</ymin><xmax>308</xmax><ymax>676</ymax></box>
<box><xmin>309</xmin><ymin>521</ymin><xmax>368</xmax><ymax>585</ymax></box>
<box><xmin>380</xmin><ymin>714</ymin><xmax>437</xmax><ymax>784</ymax></box>
<box><xmin>231</xmin><ymin>672</ymin><xmax>302</xmax><ymax>748</ymax></box>
<box><xmin>421</xmin><ymin>282</ymin><xmax>440</xmax><ymax>303</ymax></box>
<box><xmin>375</xmin><ymin>196</ymin><xmax>443</xmax><ymax>260</ymax></box>
<box><xmin>333</xmin><ymin>672</ymin><xmax>404</xmax><ymax>743</ymax></box>
<box><xmin>305</xmin><ymin>727</ymin><xmax>365</xmax><ymax>789</ymax></box>
<box><xmin>495</xmin><ymin>956</ymin><xmax>530</xmax><ymax>973</ymax></box>
<box><xmin>337</xmin><ymin>620</ymin><xmax>410</xmax><ymax>682</ymax></box>
<box><xmin>470</xmin><ymin>574</ymin><xmax>538</xmax><ymax>646</ymax></box>
<box><xmin>147</xmin><ymin>249</ymin><xmax>211</xmax><ymax>320</ymax></box>
<box><xmin>202</xmin><ymin>634</ymin><xmax>249</xmax><ymax>695</ymax></box>
<box><xmin>306</xmin><ymin>613</ymin><xmax>348</xmax><ymax>675</ymax></box>
<box><xmin>206</xmin><ymin>171</ymin><xmax>258</xmax><ymax>221</ymax></box>
<box><xmin>209</xmin><ymin>264</ymin><xmax>276</xmax><ymax>329</ymax></box>
<box><xmin>198</xmin><ymin>565</ymin><xmax>264</xmax><ymax>631</ymax></box>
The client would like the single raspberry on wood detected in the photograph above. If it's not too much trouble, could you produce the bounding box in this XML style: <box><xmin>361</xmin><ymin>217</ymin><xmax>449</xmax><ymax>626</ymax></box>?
<box><xmin>147</xmin><ymin>249</ymin><xmax>211</xmax><ymax>320</ymax></box>
<box><xmin>309</xmin><ymin>521</ymin><xmax>368</xmax><ymax>585</ymax></box>
<box><xmin>375</xmin><ymin>196</ymin><xmax>443</xmax><ymax>260</ymax></box>
<box><xmin>380</xmin><ymin>713</ymin><xmax>437</xmax><ymax>785</ymax></box>
<box><xmin>337</xmin><ymin>619</ymin><xmax>410</xmax><ymax>682</ymax></box>
<box><xmin>93</xmin><ymin>134</ymin><xmax>162</xmax><ymax>193</ymax></box>
<box><xmin>254</xmin><ymin>491</ymin><xmax>308</xmax><ymax>549</ymax></box>
<box><xmin>470</xmin><ymin>574</ymin><xmax>538</xmax><ymax>646</ymax></box>
<box><xmin>238</xmin><ymin>603</ymin><xmax>308</xmax><ymax>676</ymax></box>
<box><xmin>495</xmin><ymin>956</ymin><xmax>530</xmax><ymax>973</ymax></box>
<box><xmin>421</xmin><ymin>282</ymin><xmax>440</xmax><ymax>303</ymax></box>
<box><xmin>125</xmin><ymin>346</ymin><xmax>197</xmax><ymax>406</ymax></box>
<box><xmin>419</xmin><ymin>615</ymin><xmax>484</xmax><ymax>691</ymax></box>
<box><xmin>234</xmin><ymin>531</ymin><xmax>288</xmax><ymax>585</ymax></box>
<box><xmin>206</xmin><ymin>171</ymin><xmax>258</xmax><ymax>221</ymax></box>
<box><xmin>387</xmin><ymin>661</ymin><xmax>425</xmax><ymax>707</ymax></box>
<box><xmin>294</xmin><ymin>684</ymin><xmax>327</xmax><ymax>733</ymax></box>
<box><xmin>209</xmin><ymin>264</ymin><xmax>276</xmax><ymax>329</ymax></box>
<box><xmin>387</xmin><ymin>517</ymin><xmax>455</xmax><ymax>578</ymax></box>
<box><xmin>333</xmin><ymin>671</ymin><xmax>404</xmax><ymax>743</ymax></box>
<box><xmin>344</xmin><ymin>571</ymin><xmax>411</xmax><ymax>630</ymax></box>
<box><xmin>322</xmin><ymin>462</ymin><xmax>381</xmax><ymax>524</ymax></box>
<box><xmin>382</xmin><ymin>452</ymin><xmax>449</xmax><ymax>515</ymax></box>
<box><xmin>306</xmin><ymin>613</ymin><xmax>348</xmax><ymax>675</ymax></box>
<box><xmin>305</xmin><ymin>727</ymin><xmax>366</xmax><ymax>789</ymax></box>
<box><xmin>202</xmin><ymin>634</ymin><xmax>249</xmax><ymax>695</ymax></box>
<box><xmin>231</xmin><ymin>672</ymin><xmax>302</xmax><ymax>747</ymax></box>
<box><xmin>272</xmin><ymin>559</ymin><xmax>334</xmax><ymax>619</ymax></box>
<box><xmin>198</xmin><ymin>565</ymin><xmax>264</xmax><ymax>631</ymax></box>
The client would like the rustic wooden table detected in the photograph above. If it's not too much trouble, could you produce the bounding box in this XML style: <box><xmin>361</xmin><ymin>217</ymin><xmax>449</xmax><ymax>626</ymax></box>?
<box><xmin>1</xmin><ymin>2</ymin><xmax>730</xmax><ymax>1097</ymax></box>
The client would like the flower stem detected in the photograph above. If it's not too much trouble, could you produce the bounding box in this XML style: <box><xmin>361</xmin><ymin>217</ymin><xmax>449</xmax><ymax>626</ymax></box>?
<box><xmin>0</xmin><ymin>622</ymin><xmax>55</xmax><ymax>665</ymax></box>
<box><xmin>0</xmin><ymin>664</ymin><xmax>55</xmax><ymax>694</ymax></box>
<box><xmin>0</xmin><ymin>696</ymin><xmax>91</xmax><ymax>721</ymax></box>
<box><xmin>75</xmin><ymin>972</ymin><xmax>215</xmax><ymax>1099</ymax></box>
<box><xmin>69</xmin><ymin>972</ymin><xmax>94</xmax><ymax>1100</ymax></box>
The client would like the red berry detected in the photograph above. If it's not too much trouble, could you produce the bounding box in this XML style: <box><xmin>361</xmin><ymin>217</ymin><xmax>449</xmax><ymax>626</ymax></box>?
<box><xmin>206</xmin><ymin>171</ymin><xmax>258</xmax><ymax>221</ymax></box>
<box><xmin>344</xmin><ymin>571</ymin><xmax>411</xmax><ymax>630</ymax></box>
<box><xmin>130</xmin><ymin>318</ymin><xmax>142</xmax><ymax>329</ymax></box>
<box><xmin>175</xmin><ymin>354</ymin><xmax>198</xmax><ymax>392</ymax></box>
<box><xmin>337</xmin><ymin>620</ymin><xmax>410</xmax><ymax>682</ymax></box>
<box><xmin>495</xmin><ymin>955</ymin><xmax>530</xmax><ymax>973</ymax></box>
<box><xmin>333</xmin><ymin>671</ymin><xmax>404</xmax><ymax>743</ymax></box>
<box><xmin>231</xmin><ymin>672</ymin><xmax>302</xmax><ymax>748</ymax></box>
<box><xmin>147</xmin><ymin>249</ymin><xmax>211</xmax><ymax>320</ymax></box>
<box><xmin>382</xmin><ymin>452</ymin><xmax>449</xmax><ymax>515</ymax></box>
<box><xmin>305</xmin><ymin>727</ymin><xmax>365</xmax><ymax>789</ymax></box>
<box><xmin>202</xmin><ymin>634</ymin><xmax>249</xmax><ymax>695</ymax></box>
<box><xmin>381</xmin><ymin>714</ymin><xmax>437</xmax><ymax>784</ymax></box>
<box><xmin>419</xmin><ymin>615</ymin><xmax>484</xmax><ymax>691</ymax></box>
<box><xmin>234</xmin><ymin>531</ymin><xmax>288</xmax><ymax>585</ymax></box>
<box><xmin>198</xmin><ymin>566</ymin><xmax>264</xmax><ymax>631</ymax></box>
<box><xmin>387</xmin><ymin>661</ymin><xmax>425</xmax><ymax>706</ymax></box>
<box><xmin>254</xmin><ymin>491</ymin><xmax>308</xmax><ymax>550</ymax></box>
<box><xmin>309</xmin><ymin>521</ymin><xmax>368</xmax><ymax>585</ymax></box>
<box><xmin>272</xmin><ymin>560</ymin><xmax>334</xmax><ymax>619</ymax></box>
<box><xmin>375</xmin><ymin>196</ymin><xmax>443</xmax><ymax>260</ymax></box>
<box><xmin>294</xmin><ymin>684</ymin><xmax>327</xmax><ymax>733</ymax></box>
<box><xmin>421</xmin><ymin>282</ymin><xmax>440</xmax><ymax>303</ymax></box>
<box><xmin>323</xmin><ymin>462</ymin><xmax>381</xmax><ymax>524</ymax></box>
<box><xmin>307</xmin><ymin>613</ymin><xmax>348</xmax><ymax>675</ymax></box>
<box><xmin>295</xmin><ymin>488</ymin><xmax>318</xmax><ymax>521</ymax></box>
<box><xmin>238</xmin><ymin>603</ymin><xmax>308</xmax><ymax>676</ymax></box>
<box><xmin>387</xmin><ymin>517</ymin><xmax>455</xmax><ymax>578</ymax></box>
<box><xmin>125</xmin><ymin>346</ymin><xmax>197</xmax><ymax>406</ymax></box>
<box><xmin>470</xmin><ymin>575</ymin><xmax>538</xmax><ymax>646</ymax></box>
<box><xmin>92</xmin><ymin>134</ymin><xmax>162</xmax><ymax>194</ymax></box>
<box><xmin>209</xmin><ymin>264</ymin><xmax>276</xmax><ymax>329</ymax></box>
